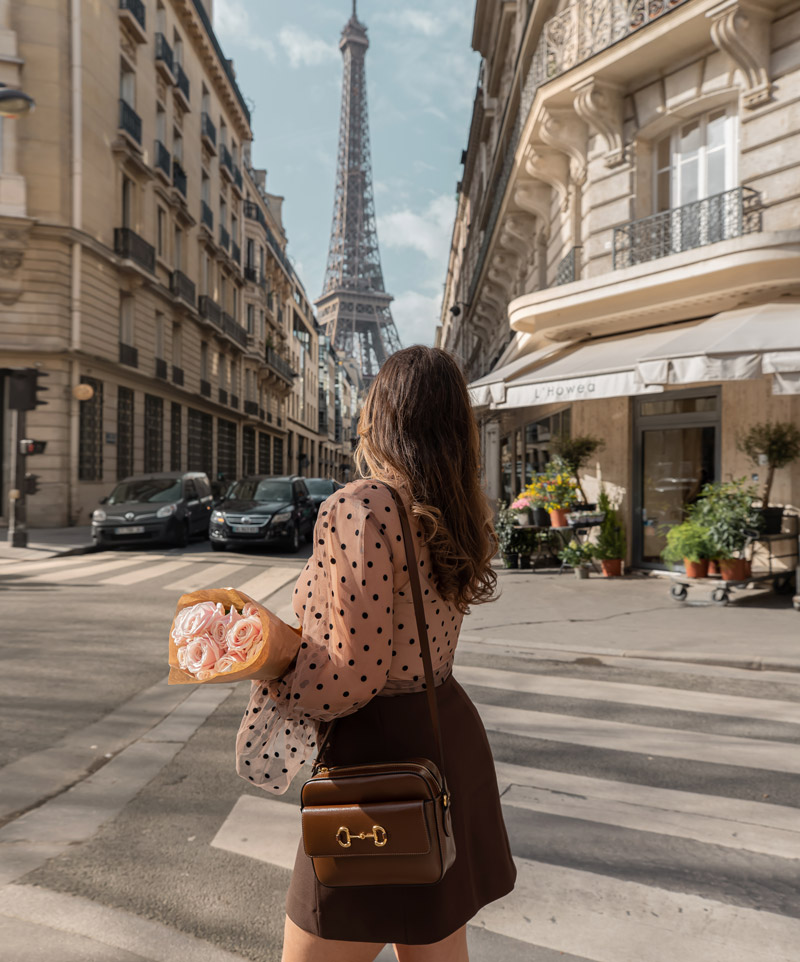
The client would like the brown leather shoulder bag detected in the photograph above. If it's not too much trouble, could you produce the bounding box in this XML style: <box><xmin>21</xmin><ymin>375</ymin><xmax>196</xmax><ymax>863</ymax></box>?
<box><xmin>299</xmin><ymin>483</ymin><xmax>456</xmax><ymax>887</ymax></box>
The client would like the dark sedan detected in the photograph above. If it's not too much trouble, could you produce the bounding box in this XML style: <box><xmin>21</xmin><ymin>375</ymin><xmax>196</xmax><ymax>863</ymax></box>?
<box><xmin>209</xmin><ymin>475</ymin><xmax>316</xmax><ymax>553</ymax></box>
<box><xmin>305</xmin><ymin>477</ymin><xmax>343</xmax><ymax>516</ymax></box>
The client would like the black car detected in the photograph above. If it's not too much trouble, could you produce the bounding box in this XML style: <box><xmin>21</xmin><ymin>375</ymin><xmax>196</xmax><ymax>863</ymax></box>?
<box><xmin>92</xmin><ymin>472</ymin><xmax>214</xmax><ymax>548</ymax></box>
<box><xmin>305</xmin><ymin>477</ymin><xmax>343</xmax><ymax>516</ymax></box>
<box><xmin>209</xmin><ymin>475</ymin><xmax>316</xmax><ymax>553</ymax></box>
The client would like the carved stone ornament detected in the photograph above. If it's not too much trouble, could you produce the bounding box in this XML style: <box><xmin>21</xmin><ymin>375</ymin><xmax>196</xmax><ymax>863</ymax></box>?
<box><xmin>120</xmin><ymin>32</ymin><xmax>136</xmax><ymax>64</ymax></box>
<box><xmin>539</xmin><ymin>108</ymin><xmax>588</xmax><ymax>187</ymax></box>
<box><xmin>524</xmin><ymin>144</ymin><xmax>570</xmax><ymax>211</ymax></box>
<box><xmin>0</xmin><ymin>221</ymin><xmax>32</xmax><ymax>304</ymax></box>
<box><xmin>707</xmin><ymin>0</ymin><xmax>773</xmax><ymax>108</ymax></box>
<box><xmin>157</xmin><ymin>78</ymin><xmax>167</xmax><ymax>103</ymax></box>
<box><xmin>572</xmin><ymin>78</ymin><xmax>626</xmax><ymax>168</ymax></box>
<box><xmin>513</xmin><ymin>179</ymin><xmax>552</xmax><ymax>236</ymax></box>
<box><xmin>499</xmin><ymin>213</ymin><xmax>536</xmax><ymax>261</ymax></box>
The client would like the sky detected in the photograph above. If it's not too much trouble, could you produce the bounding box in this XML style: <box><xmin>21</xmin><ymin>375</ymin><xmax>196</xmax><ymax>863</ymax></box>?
<box><xmin>212</xmin><ymin>0</ymin><xmax>479</xmax><ymax>347</ymax></box>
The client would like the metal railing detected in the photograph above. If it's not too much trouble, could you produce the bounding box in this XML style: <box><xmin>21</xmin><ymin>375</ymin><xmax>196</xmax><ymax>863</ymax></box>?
<box><xmin>244</xmin><ymin>265</ymin><xmax>258</xmax><ymax>283</ymax></box>
<box><xmin>172</xmin><ymin>160</ymin><xmax>187</xmax><ymax>197</ymax></box>
<box><xmin>201</xmin><ymin>111</ymin><xmax>216</xmax><ymax>148</ymax></box>
<box><xmin>170</xmin><ymin>269</ymin><xmax>195</xmax><ymax>306</ymax></box>
<box><xmin>154</xmin><ymin>139</ymin><xmax>171</xmax><ymax>178</ymax></box>
<box><xmin>155</xmin><ymin>33</ymin><xmax>174</xmax><ymax>76</ymax></box>
<box><xmin>244</xmin><ymin>399</ymin><xmax>258</xmax><ymax>416</ymax></box>
<box><xmin>612</xmin><ymin>187</ymin><xmax>762</xmax><ymax>269</ymax></box>
<box><xmin>553</xmin><ymin>246</ymin><xmax>581</xmax><ymax>286</ymax></box>
<box><xmin>119</xmin><ymin>342</ymin><xmax>139</xmax><ymax>368</ymax></box>
<box><xmin>230</xmin><ymin>393</ymin><xmax>239</xmax><ymax>409</ymax></box>
<box><xmin>219</xmin><ymin>224</ymin><xmax>230</xmax><ymax>250</ymax></box>
<box><xmin>265</xmin><ymin>347</ymin><xmax>295</xmax><ymax>383</ymax></box>
<box><xmin>118</xmin><ymin>99</ymin><xmax>141</xmax><ymax>145</ymax></box>
<box><xmin>198</xmin><ymin>295</ymin><xmax>221</xmax><ymax>325</ymax></box>
<box><xmin>172</xmin><ymin>365</ymin><xmax>184</xmax><ymax>386</ymax></box>
<box><xmin>231</xmin><ymin>241</ymin><xmax>241</xmax><ymax>264</ymax></box>
<box><xmin>220</xmin><ymin>143</ymin><xmax>233</xmax><ymax>175</ymax></box>
<box><xmin>218</xmin><ymin>388</ymin><xmax>228</xmax><ymax>405</ymax></box>
<box><xmin>155</xmin><ymin>357</ymin><xmax>168</xmax><ymax>380</ymax></box>
<box><xmin>175</xmin><ymin>63</ymin><xmax>190</xmax><ymax>103</ymax></box>
<box><xmin>233</xmin><ymin>165</ymin><xmax>243</xmax><ymax>192</ymax></box>
<box><xmin>200</xmin><ymin>379</ymin><xmax>211</xmax><ymax>398</ymax></box>
<box><xmin>201</xmin><ymin>200</ymin><xmax>214</xmax><ymax>231</ymax></box>
<box><xmin>114</xmin><ymin>227</ymin><xmax>155</xmax><ymax>272</ymax></box>
<box><xmin>119</xmin><ymin>0</ymin><xmax>145</xmax><ymax>32</ymax></box>
<box><xmin>222</xmin><ymin>312</ymin><xmax>247</xmax><ymax>348</ymax></box>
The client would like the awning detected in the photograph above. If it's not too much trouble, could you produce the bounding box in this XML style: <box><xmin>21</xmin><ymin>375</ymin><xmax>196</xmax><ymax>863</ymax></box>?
<box><xmin>468</xmin><ymin>342</ymin><xmax>575</xmax><ymax>407</ymax></box>
<box><xmin>635</xmin><ymin>300</ymin><xmax>800</xmax><ymax>394</ymax></box>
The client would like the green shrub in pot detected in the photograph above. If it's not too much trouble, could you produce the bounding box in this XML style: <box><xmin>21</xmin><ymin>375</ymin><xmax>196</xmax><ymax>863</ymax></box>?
<box><xmin>661</xmin><ymin>521</ymin><xmax>713</xmax><ymax>567</ymax></box>
<box><xmin>688</xmin><ymin>479</ymin><xmax>759</xmax><ymax>560</ymax></box>
<box><xmin>736</xmin><ymin>421</ymin><xmax>800</xmax><ymax>533</ymax></box>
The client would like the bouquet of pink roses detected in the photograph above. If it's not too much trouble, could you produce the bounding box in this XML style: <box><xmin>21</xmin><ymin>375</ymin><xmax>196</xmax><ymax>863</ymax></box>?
<box><xmin>168</xmin><ymin>588</ymin><xmax>302</xmax><ymax>686</ymax></box>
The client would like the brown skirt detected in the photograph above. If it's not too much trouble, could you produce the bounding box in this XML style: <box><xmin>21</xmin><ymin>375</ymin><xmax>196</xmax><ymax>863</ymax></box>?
<box><xmin>286</xmin><ymin>674</ymin><xmax>516</xmax><ymax>945</ymax></box>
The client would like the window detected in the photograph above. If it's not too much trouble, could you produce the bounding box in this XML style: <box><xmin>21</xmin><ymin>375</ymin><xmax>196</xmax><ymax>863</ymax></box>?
<box><xmin>156</xmin><ymin>105</ymin><xmax>166</xmax><ymax>144</ymax></box>
<box><xmin>220</xmin><ymin>120</ymin><xmax>227</xmax><ymax>147</ymax></box>
<box><xmin>173</xmin><ymin>31</ymin><xmax>183</xmax><ymax>66</ymax></box>
<box><xmin>200</xmin><ymin>342</ymin><xmax>209</xmax><ymax>379</ymax></box>
<box><xmin>78</xmin><ymin>377</ymin><xmax>103</xmax><ymax>482</ymax></box>
<box><xmin>155</xmin><ymin>312</ymin><xmax>165</xmax><ymax>359</ymax></box>
<box><xmin>117</xmin><ymin>386</ymin><xmax>135</xmax><ymax>480</ymax></box>
<box><xmin>156</xmin><ymin>1</ymin><xmax>166</xmax><ymax>34</ymax></box>
<box><xmin>232</xmin><ymin>287</ymin><xmax>238</xmax><ymax>322</ymax></box>
<box><xmin>170</xmin><ymin>402</ymin><xmax>182</xmax><ymax>471</ymax></box>
<box><xmin>120</xmin><ymin>295</ymin><xmax>135</xmax><ymax>346</ymax></box>
<box><xmin>220</xmin><ymin>275</ymin><xmax>227</xmax><ymax>310</ymax></box>
<box><xmin>173</xmin><ymin>127</ymin><xmax>183</xmax><ymax>164</ymax></box>
<box><xmin>121</xmin><ymin>176</ymin><xmax>134</xmax><ymax>228</ymax></box>
<box><xmin>200</xmin><ymin>249</ymin><xmax>209</xmax><ymax>295</ymax></box>
<box><xmin>246</xmin><ymin>238</ymin><xmax>255</xmax><ymax>269</ymax></box>
<box><xmin>119</xmin><ymin>60</ymin><xmax>135</xmax><ymax>107</ymax></box>
<box><xmin>174</xmin><ymin>225</ymin><xmax>183</xmax><ymax>269</ymax></box>
<box><xmin>260</xmin><ymin>310</ymin><xmax>265</xmax><ymax>340</ymax></box>
<box><xmin>243</xmin><ymin>427</ymin><xmax>256</xmax><ymax>476</ymax></box>
<box><xmin>258</xmin><ymin>433</ymin><xmax>271</xmax><ymax>474</ymax></box>
<box><xmin>273</xmin><ymin>436</ymin><xmax>284</xmax><ymax>474</ymax></box>
<box><xmin>144</xmin><ymin>395</ymin><xmax>164</xmax><ymax>473</ymax></box>
<box><xmin>231</xmin><ymin>214</ymin><xmax>238</xmax><ymax>244</ymax></box>
<box><xmin>201</xmin><ymin>172</ymin><xmax>210</xmax><ymax>204</ymax></box>
<box><xmin>188</xmin><ymin>408</ymin><xmax>213</xmax><ymax>475</ymax></box>
<box><xmin>157</xmin><ymin>206</ymin><xmax>166</xmax><ymax>258</ymax></box>
<box><xmin>172</xmin><ymin>323</ymin><xmax>182</xmax><ymax>367</ymax></box>
<box><xmin>220</xmin><ymin>197</ymin><xmax>227</xmax><ymax>229</ymax></box>
<box><xmin>217</xmin><ymin>417</ymin><xmax>237</xmax><ymax>480</ymax></box>
<box><xmin>246</xmin><ymin>303</ymin><xmax>254</xmax><ymax>334</ymax></box>
<box><xmin>219</xmin><ymin>352</ymin><xmax>227</xmax><ymax>388</ymax></box>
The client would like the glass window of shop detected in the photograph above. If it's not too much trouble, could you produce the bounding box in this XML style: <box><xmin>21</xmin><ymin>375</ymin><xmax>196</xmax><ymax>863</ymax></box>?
<box><xmin>524</xmin><ymin>408</ymin><xmax>572</xmax><ymax>480</ymax></box>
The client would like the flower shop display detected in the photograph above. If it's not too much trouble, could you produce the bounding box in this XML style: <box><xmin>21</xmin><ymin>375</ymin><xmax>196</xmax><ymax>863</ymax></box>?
<box><xmin>495</xmin><ymin>501</ymin><xmax>520</xmax><ymax>568</ymax></box>
<box><xmin>168</xmin><ymin>588</ymin><xmax>302</xmax><ymax>685</ymax></box>
<box><xmin>550</xmin><ymin>433</ymin><xmax>606</xmax><ymax>504</ymax></box>
<box><xmin>688</xmin><ymin>479</ymin><xmax>759</xmax><ymax>580</ymax></box>
<box><xmin>510</xmin><ymin>495</ymin><xmax>534</xmax><ymax>526</ymax></box>
<box><xmin>593</xmin><ymin>489</ymin><xmax>626</xmax><ymax>577</ymax></box>
<box><xmin>736</xmin><ymin>421</ymin><xmax>800</xmax><ymax>534</ymax></box>
<box><xmin>525</xmin><ymin>458</ymin><xmax>579</xmax><ymax>528</ymax></box>
<box><xmin>661</xmin><ymin>520</ymin><xmax>713</xmax><ymax>578</ymax></box>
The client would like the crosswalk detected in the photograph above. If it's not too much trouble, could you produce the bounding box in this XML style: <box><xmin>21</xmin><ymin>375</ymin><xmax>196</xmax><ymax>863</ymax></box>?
<box><xmin>211</xmin><ymin>651</ymin><xmax>800</xmax><ymax>961</ymax></box>
<box><xmin>0</xmin><ymin>551</ymin><xmax>304</xmax><ymax>605</ymax></box>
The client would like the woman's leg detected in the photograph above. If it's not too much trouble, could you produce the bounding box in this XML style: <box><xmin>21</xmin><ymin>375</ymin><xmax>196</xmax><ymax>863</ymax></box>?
<box><xmin>281</xmin><ymin>915</ymin><xmax>387</xmax><ymax>962</ymax></box>
<box><xmin>393</xmin><ymin>925</ymin><xmax>469</xmax><ymax>962</ymax></box>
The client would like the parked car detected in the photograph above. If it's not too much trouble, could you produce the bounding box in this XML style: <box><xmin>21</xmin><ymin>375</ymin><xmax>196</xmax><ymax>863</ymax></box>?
<box><xmin>91</xmin><ymin>472</ymin><xmax>213</xmax><ymax>548</ymax></box>
<box><xmin>304</xmin><ymin>477</ymin><xmax>343</xmax><ymax>516</ymax></box>
<box><xmin>209</xmin><ymin>475</ymin><xmax>315</xmax><ymax>553</ymax></box>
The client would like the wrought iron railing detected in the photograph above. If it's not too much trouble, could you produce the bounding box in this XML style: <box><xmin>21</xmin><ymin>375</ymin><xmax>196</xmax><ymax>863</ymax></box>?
<box><xmin>220</xmin><ymin>143</ymin><xmax>233</xmax><ymax>175</ymax></box>
<box><xmin>218</xmin><ymin>388</ymin><xmax>228</xmax><ymax>405</ymax></box>
<box><xmin>219</xmin><ymin>224</ymin><xmax>230</xmax><ymax>250</ymax></box>
<box><xmin>201</xmin><ymin>200</ymin><xmax>213</xmax><ymax>231</ymax></box>
<box><xmin>230</xmin><ymin>393</ymin><xmax>239</xmax><ymax>409</ymax></box>
<box><xmin>154</xmin><ymin>139</ymin><xmax>171</xmax><ymax>178</ymax></box>
<box><xmin>244</xmin><ymin>265</ymin><xmax>258</xmax><ymax>283</ymax></box>
<box><xmin>612</xmin><ymin>187</ymin><xmax>762</xmax><ymax>269</ymax></box>
<box><xmin>265</xmin><ymin>347</ymin><xmax>295</xmax><ymax>383</ymax></box>
<box><xmin>198</xmin><ymin>295</ymin><xmax>221</xmax><ymax>325</ymax></box>
<box><xmin>244</xmin><ymin>399</ymin><xmax>258</xmax><ymax>416</ymax></box>
<box><xmin>118</xmin><ymin>99</ymin><xmax>141</xmax><ymax>144</ymax></box>
<box><xmin>175</xmin><ymin>63</ymin><xmax>190</xmax><ymax>103</ymax></box>
<box><xmin>231</xmin><ymin>241</ymin><xmax>241</xmax><ymax>264</ymax></box>
<box><xmin>200</xmin><ymin>379</ymin><xmax>211</xmax><ymax>398</ymax></box>
<box><xmin>553</xmin><ymin>246</ymin><xmax>581</xmax><ymax>286</ymax></box>
<box><xmin>114</xmin><ymin>227</ymin><xmax>155</xmax><ymax>272</ymax></box>
<box><xmin>119</xmin><ymin>0</ymin><xmax>145</xmax><ymax>32</ymax></box>
<box><xmin>155</xmin><ymin>357</ymin><xmax>168</xmax><ymax>379</ymax></box>
<box><xmin>170</xmin><ymin>269</ymin><xmax>195</xmax><ymax>306</ymax></box>
<box><xmin>119</xmin><ymin>342</ymin><xmax>139</xmax><ymax>368</ymax></box>
<box><xmin>222</xmin><ymin>312</ymin><xmax>247</xmax><ymax>348</ymax></box>
<box><xmin>233</xmin><ymin>165</ymin><xmax>243</xmax><ymax>191</ymax></box>
<box><xmin>172</xmin><ymin>160</ymin><xmax>187</xmax><ymax>197</ymax></box>
<box><xmin>172</xmin><ymin>365</ymin><xmax>184</xmax><ymax>386</ymax></box>
<box><xmin>155</xmin><ymin>33</ymin><xmax>174</xmax><ymax>76</ymax></box>
<box><xmin>201</xmin><ymin>111</ymin><xmax>217</xmax><ymax>148</ymax></box>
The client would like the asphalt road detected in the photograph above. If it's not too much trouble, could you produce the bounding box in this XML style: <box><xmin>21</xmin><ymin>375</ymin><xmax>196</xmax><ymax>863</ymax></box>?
<box><xmin>2</xmin><ymin>541</ymin><xmax>800</xmax><ymax>962</ymax></box>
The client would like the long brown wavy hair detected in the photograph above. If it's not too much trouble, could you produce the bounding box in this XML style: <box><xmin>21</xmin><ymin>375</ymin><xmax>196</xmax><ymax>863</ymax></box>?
<box><xmin>355</xmin><ymin>346</ymin><xmax>497</xmax><ymax>613</ymax></box>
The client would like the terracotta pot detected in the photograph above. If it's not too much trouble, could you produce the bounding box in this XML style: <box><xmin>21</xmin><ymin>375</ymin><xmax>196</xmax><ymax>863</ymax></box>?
<box><xmin>708</xmin><ymin>560</ymin><xmax>720</xmax><ymax>576</ymax></box>
<box><xmin>549</xmin><ymin>508</ymin><xmax>569</xmax><ymax>528</ymax></box>
<box><xmin>684</xmin><ymin>558</ymin><xmax>709</xmax><ymax>579</ymax></box>
<box><xmin>719</xmin><ymin>558</ymin><xmax>752</xmax><ymax>582</ymax></box>
<box><xmin>601</xmin><ymin>559</ymin><xmax>623</xmax><ymax>578</ymax></box>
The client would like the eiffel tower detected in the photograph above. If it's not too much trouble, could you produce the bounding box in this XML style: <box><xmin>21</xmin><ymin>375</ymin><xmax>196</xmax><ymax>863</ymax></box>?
<box><xmin>315</xmin><ymin>1</ymin><xmax>402</xmax><ymax>381</ymax></box>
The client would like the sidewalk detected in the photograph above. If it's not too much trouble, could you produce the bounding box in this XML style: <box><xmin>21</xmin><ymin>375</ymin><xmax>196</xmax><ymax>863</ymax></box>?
<box><xmin>0</xmin><ymin>526</ymin><xmax>95</xmax><ymax>562</ymax></box>
<box><xmin>461</xmin><ymin>564</ymin><xmax>800</xmax><ymax>674</ymax></box>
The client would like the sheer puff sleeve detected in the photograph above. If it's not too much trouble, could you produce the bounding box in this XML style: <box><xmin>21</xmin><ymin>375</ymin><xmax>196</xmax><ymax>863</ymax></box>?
<box><xmin>235</xmin><ymin>489</ymin><xmax>395</xmax><ymax>794</ymax></box>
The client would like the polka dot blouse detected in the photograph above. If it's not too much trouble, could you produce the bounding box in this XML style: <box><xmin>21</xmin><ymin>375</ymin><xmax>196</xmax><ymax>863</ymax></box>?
<box><xmin>235</xmin><ymin>478</ymin><xmax>464</xmax><ymax>794</ymax></box>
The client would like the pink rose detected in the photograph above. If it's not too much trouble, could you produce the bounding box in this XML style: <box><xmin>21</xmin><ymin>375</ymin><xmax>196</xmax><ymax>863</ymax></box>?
<box><xmin>208</xmin><ymin>606</ymin><xmax>238</xmax><ymax>646</ymax></box>
<box><xmin>172</xmin><ymin>602</ymin><xmax>225</xmax><ymax>645</ymax></box>
<box><xmin>215</xmin><ymin>652</ymin><xmax>247</xmax><ymax>673</ymax></box>
<box><xmin>226</xmin><ymin>615</ymin><xmax>262</xmax><ymax>656</ymax></box>
<box><xmin>182</xmin><ymin>635</ymin><xmax>224</xmax><ymax>676</ymax></box>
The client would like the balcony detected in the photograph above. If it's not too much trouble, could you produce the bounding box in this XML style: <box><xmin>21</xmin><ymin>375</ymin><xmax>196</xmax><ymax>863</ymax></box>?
<box><xmin>222</xmin><ymin>311</ymin><xmax>248</xmax><ymax>349</ymax></box>
<box><xmin>218</xmin><ymin>388</ymin><xmax>228</xmax><ymax>405</ymax></box>
<box><xmin>233</xmin><ymin>165</ymin><xmax>243</xmax><ymax>194</ymax></box>
<box><xmin>155</xmin><ymin>357</ymin><xmax>168</xmax><ymax>380</ymax></box>
<box><xmin>172</xmin><ymin>159</ymin><xmax>187</xmax><ymax>198</ymax></box>
<box><xmin>244</xmin><ymin>199</ymin><xmax>266</xmax><ymax>229</ymax></box>
<box><xmin>219</xmin><ymin>224</ymin><xmax>230</xmax><ymax>251</ymax></box>
<box><xmin>174</xmin><ymin>63</ymin><xmax>190</xmax><ymax>110</ymax></box>
<box><xmin>172</xmin><ymin>365</ymin><xmax>184</xmax><ymax>386</ymax></box>
<box><xmin>265</xmin><ymin>347</ymin><xmax>296</xmax><ymax>385</ymax></box>
<box><xmin>118</xmin><ymin>0</ymin><xmax>146</xmax><ymax>43</ymax></box>
<box><xmin>118</xmin><ymin>99</ymin><xmax>141</xmax><ymax>146</ymax></box>
<box><xmin>244</xmin><ymin>265</ymin><xmax>258</xmax><ymax>283</ymax></box>
<box><xmin>244</xmin><ymin>400</ymin><xmax>258</xmax><ymax>416</ymax></box>
<box><xmin>154</xmin><ymin>139</ymin><xmax>171</xmax><ymax>182</ymax></box>
<box><xmin>155</xmin><ymin>33</ymin><xmax>175</xmax><ymax>83</ymax></box>
<box><xmin>230</xmin><ymin>393</ymin><xmax>239</xmax><ymax>409</ymax></box>
<box><xmin>200</xmin><ymin>379</ymin><xmax>211</xmax><ymax>398</ymax></box>
<box><xmin>220</xmin><ymin>143</ymin><xmax>234</xmax><ymax>180</ymax></box>
<box><xmin>231</xmin><ymin>241</ymin><xmax>241</xmax><ymax>265</ymax></box>
<box><xmin>119</xmin><ymin>342</ymin><xmax>139</xmax><ymax>368</ymax></box>
<box><xmin>201</xmin><ymin>111</ymin><xmax>217</xmax><ymax>153</ymax></box>
<box><xmin>170</xmin><ymin>269</ymin><xmax>196</xmax><ymax>307</ymax></box>
<box><xmin>613</xmin><ymin>188</ymin><xmax>763</xmax><ymax>270</ymax></box>
<box><xmin>553</xmin><ymin>247</ymin><xmax>581</xmax><ymax>287</ymax></box>
<box><xmin>114</xmin><ymin>227</ymin><xmax>155</xmax><ymax>273</ymax></box>
<box><xmin>198</xmin><ymin>295</ymin><xmax>221</xmax><ymax>326</ymax></box>
<box><xmin>200</xmin><ymin>200</ymin><xmax>214</xmax><ymax>232</ymax></box>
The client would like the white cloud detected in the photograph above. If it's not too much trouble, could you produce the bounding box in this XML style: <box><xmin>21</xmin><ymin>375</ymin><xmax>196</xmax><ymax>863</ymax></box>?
<box><xmin>380</xmin><ymin>10</ymin><xmax>445</xmax><ymax>37</ymax></box>
<box><xmin>279</xmin><ymin>26</ymin><xmax>340</xmax><ymax>68</ymax></box>
<box><xmin>214</xmin><ymin>0</ymin><xmax>275</xmax><ymax>59</ymax></box>
<box><xmin>378</xmin><ymin>194</ymin><xmax>455</xmax><ymax>261</ymax></box>
<box><xmin>392</xmin><ymin>291</ymin><xmax>441</xmax><ymax>347</ymax></box>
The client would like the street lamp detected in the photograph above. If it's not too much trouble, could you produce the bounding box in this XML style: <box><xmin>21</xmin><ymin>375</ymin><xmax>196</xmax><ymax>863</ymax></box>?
<box><xmin>0</xmin><ymin>83</ymin><xmax>35</xmax><ymax>119</ymax></box>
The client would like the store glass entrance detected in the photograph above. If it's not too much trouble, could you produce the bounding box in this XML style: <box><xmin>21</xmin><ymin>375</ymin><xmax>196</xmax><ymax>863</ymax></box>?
<box><xmin>634</xmin><ymin>390</ymin><xmax>720</xmax><ymax>567</ymax></box>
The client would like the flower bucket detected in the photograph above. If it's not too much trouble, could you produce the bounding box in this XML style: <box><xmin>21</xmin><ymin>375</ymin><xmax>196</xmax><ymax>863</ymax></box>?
<box><xmin>719</xmin><ymin>558</ymin><xmax>752</xmax><ymax>582</ymax></box>
<box><xmin>549</xmin><ymin>508</ymin><xmax>569</xmax><ymax>528</ymax></box>
<box><xmin>533</xmin><ymin>507</ymin><xmax>550</xmax><ymax>527</ymax></box>
<box><xmin>601</xmin><ymin>559</ymin><xmax>623</xmax><ymax>578</ymax></box>
<box><xmin>684</xmin><ymin>558</ymin><xmax>709</xmax><ymax>579</ymax></box>
<box><xmin>575</xmin><ymin>566</ymin><xmax>589</xmax><ymax>580</ymax></box>
<box><xmin>516</xmin><ymin>508</ymin><xmax>533</xmax><ymax>527</ymax></box>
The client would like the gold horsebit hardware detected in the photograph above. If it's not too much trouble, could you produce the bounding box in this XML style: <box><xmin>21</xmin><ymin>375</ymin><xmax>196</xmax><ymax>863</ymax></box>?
<box><xmin>336</xmin><ymin>824</ymin><xmax>388</xmax><ymax>848</ymax></box>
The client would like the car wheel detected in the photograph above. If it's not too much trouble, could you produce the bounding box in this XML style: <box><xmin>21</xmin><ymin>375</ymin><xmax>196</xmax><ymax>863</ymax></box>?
<box><xmin>286</xmin><ymin>524</ymin><xmax>300</xmax><ymax>553</ymax></box>
<box><xmin>211</xmin><ymin>541</ymin><xmax>227</xmax><ymax>552</ymax></box>
<box><xmin>175</xmin><ymin>519</ymin><xmax>190</xmax><ymax>548</ymax></box>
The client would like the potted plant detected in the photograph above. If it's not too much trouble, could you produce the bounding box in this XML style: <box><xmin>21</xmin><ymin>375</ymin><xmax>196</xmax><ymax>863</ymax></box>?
<box><xmin>689</xmin><ymin>479</ymin><xmax>759</xmax><ymax>581</ymax></box>
<box><xmin>526</xmin><ymin>458</ymin><xmax>579</xmax><ymax>528</ymax></box>
<box><xmin>593</xmin><ymin>489</ymin><xmax>625</xmax><ymax>577</ymax></box>
<box><xmin>511</xmin><ymin>495</ymin><xmax>534</xmax><ymax>526</ymax></box>
<box><xmin>661</xmin><ymin>520</ymin><xmax>713</xmax><ymax>578</ymax></box>
<box><xmin>550</xmin><ymin>433</ymin><xmax>606</xmax><ymax>505</ymax></box>
<box><xmin>516</xmin><ymin>526</ymin><xmax>536</xmax><ymax>568</ymax></box>
<box><xmin>495</xmin><ymin>501</ymin><xmax>519</xmax><ymax>569</ymax></box>
<box><xmin>558</xmin><ymin>539</ymin><xmax>594</xmax><ymax>579</ymax></box>
<box><xmin>736</xmin><ymin>421</ymin><xmax>800</xmax><ymax>534</ymax></box>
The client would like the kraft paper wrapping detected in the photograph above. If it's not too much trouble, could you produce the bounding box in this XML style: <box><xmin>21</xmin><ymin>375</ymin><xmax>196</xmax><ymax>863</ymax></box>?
<box><xmin>168</xmin><ymin>587</ymin><xmax>303</xmax><ymax>686</ymax></box>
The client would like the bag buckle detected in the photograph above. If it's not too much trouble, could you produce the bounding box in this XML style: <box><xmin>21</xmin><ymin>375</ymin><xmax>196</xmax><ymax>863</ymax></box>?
<box><xmin>336</xmin><ymin>824</ymin><xmax>388</xmax><ymax>848</ymax></box>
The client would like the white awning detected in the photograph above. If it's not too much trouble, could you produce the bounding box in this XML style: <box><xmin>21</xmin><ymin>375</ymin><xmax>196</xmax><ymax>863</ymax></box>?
<box><xmin>468</xmin><ymin>342</ymin><xmax>575</xmax><ymax>407</ymax></box>
<box><xmin>635</xmin><ymin>300</ymin><xmax>800</xmax><ymax>394</ymax></box>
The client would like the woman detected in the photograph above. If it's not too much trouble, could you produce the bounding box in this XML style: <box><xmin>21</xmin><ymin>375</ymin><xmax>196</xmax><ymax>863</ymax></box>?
<box><xmin>236</xmin><ymin>346</ymin><xmax>516</xmax><ymax>961</ymax></box>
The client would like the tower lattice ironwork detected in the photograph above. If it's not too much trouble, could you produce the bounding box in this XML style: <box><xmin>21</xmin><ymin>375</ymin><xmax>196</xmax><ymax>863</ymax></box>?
<box><xmin>315</xmin><ymin>1</ymin><xmax>402</xmax><ymax>381</ymax></box>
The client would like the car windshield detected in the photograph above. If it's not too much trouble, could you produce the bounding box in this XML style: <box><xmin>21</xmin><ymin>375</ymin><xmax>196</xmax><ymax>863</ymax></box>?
<box><xmin>108</xmin><ymin>479</ymin><xmax>182</xmax><ymax>504</ymax></box>
<box><xmin>305</xmin><ymin>479</ymin><xmax>335</xmax><ymax>495</ymax></box>
<box><xmin>226</xmin><ymin>479</ymin><xmax>292</xmax><ymax>503</ymax></box>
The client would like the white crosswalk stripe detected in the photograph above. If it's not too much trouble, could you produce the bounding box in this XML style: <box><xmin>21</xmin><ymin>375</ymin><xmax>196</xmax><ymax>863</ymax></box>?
<box><xmin>100</xmin><ymin>559</ymin><xmax>196</xmax><ymax>586</ymax></box>
<box><xmin>161</xmin><ymin>562</ymin><xmax>251</xmax><ymax>593</ymax></box>
<box><xmin>210</xmin><ymin>655</ymin><xmax>800</xmax><ymax>960</ymax></box>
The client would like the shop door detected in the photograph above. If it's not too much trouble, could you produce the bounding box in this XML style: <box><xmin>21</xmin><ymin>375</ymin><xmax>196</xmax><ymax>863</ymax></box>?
<box><xmin>633</xmin><ymin>389</ymin><xmax>720</xmax><ymax>567</ymax></box>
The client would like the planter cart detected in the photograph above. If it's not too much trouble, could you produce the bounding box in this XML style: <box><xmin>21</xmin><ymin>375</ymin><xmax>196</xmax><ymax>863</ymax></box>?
<box><xmin>668</xmin><ymin>528</ymin><xmax>798</xmax><ymax>607</ymax></box>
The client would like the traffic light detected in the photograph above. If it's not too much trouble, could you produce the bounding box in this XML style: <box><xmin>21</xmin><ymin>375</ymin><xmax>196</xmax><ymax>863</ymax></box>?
<box><xmin>8</xmin><ymin>368</ymin><xmax>49</xmax><ymax>411</ymax></box>
<box><xmin>23</xmin><ymin>473</ymin><xmax>40</xmax><ymax>496</ymax></box>
<box><xmin>19</xmin><ymin>439</ymin><xmax>47</xmax><ymax>456</ymax></box>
